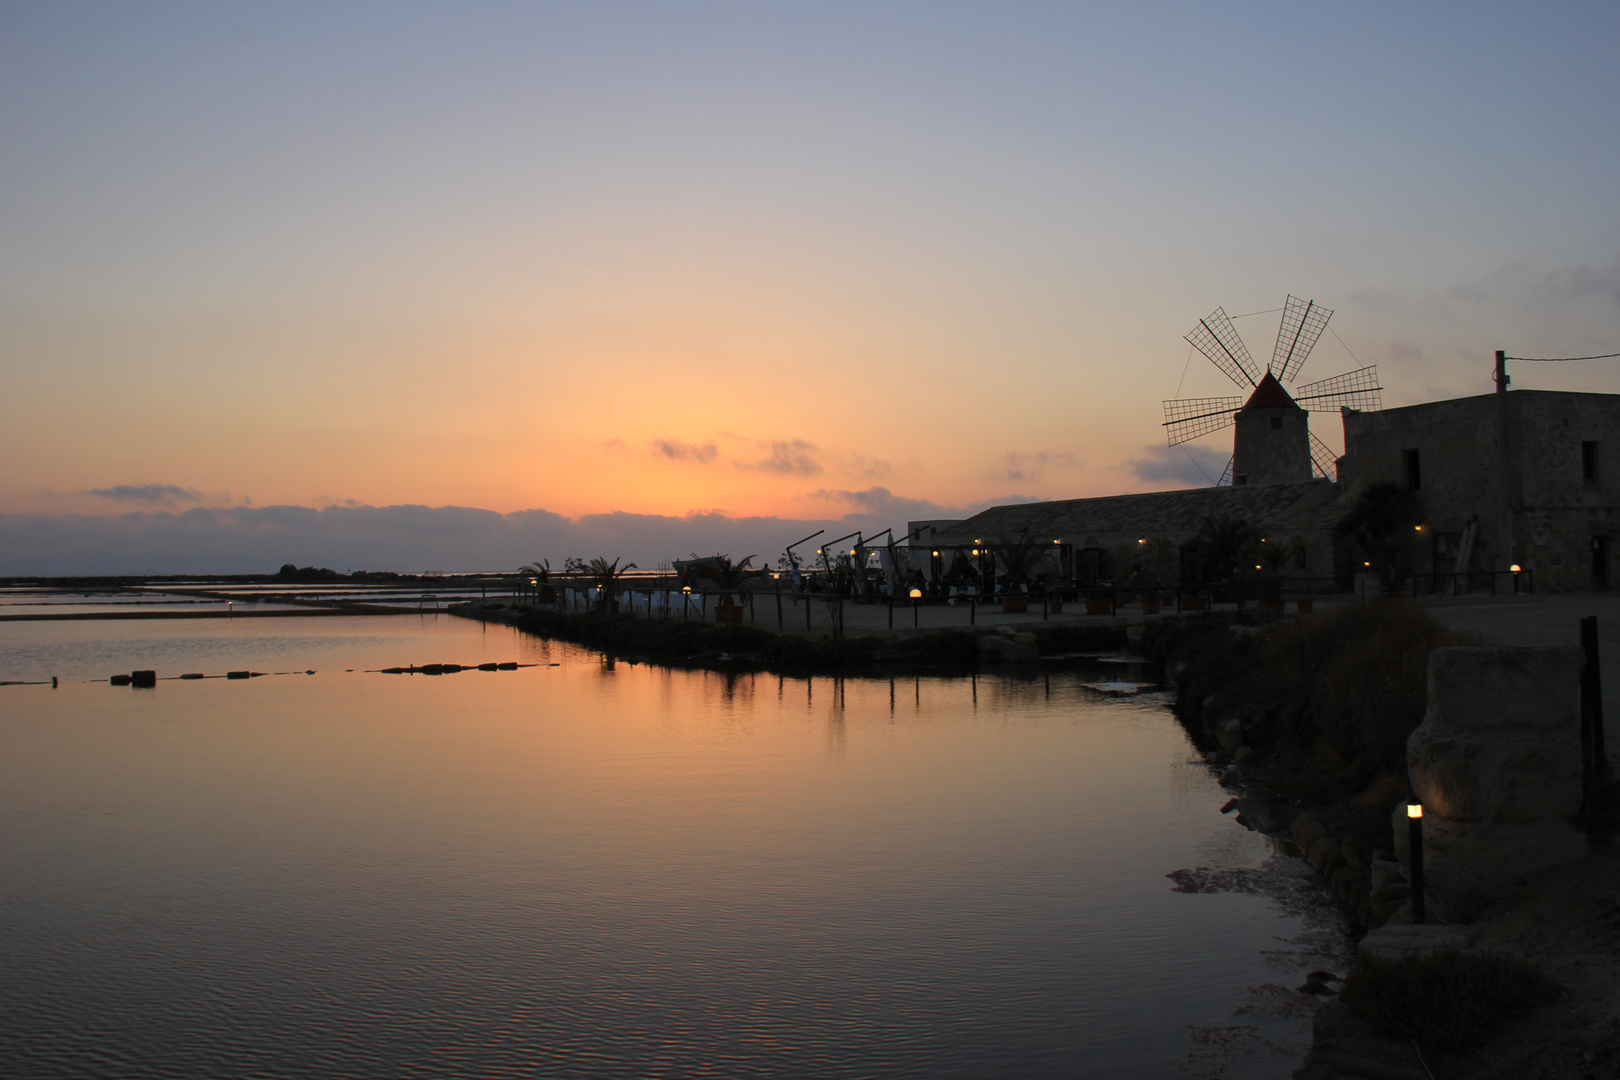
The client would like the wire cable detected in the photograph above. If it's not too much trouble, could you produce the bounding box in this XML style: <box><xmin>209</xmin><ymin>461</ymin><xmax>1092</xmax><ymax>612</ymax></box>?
<box><xmin>1180</xmin><ymin>445</ymin><xmax>1216</xmax><ymax>484</ymax></box>
<box><xmin>1328</xmin><ymin>325</ymin><xmax>1363</xmax><ymax>366</ymax></box>
<box><xmin>1227</xmin><ymin>306</ymin><xmax>1284</xmax><ymax>320</ymax></box>
<box><xmin>1174</xmin><ymin>342</ymin><xmax>1196</xmax><ymax>397</ymax></box>
<box><xmin>1505</xmin><ymin>351</ymin><xmax>1620</xmax><ymax>362</ymax></box>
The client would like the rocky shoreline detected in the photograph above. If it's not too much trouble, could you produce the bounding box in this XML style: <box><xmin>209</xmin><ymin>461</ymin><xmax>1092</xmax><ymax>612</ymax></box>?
<box><xmin>1148</xmin><ymin>607</ymin><xmax>1620</xmax><ymax>1080</ymax></box>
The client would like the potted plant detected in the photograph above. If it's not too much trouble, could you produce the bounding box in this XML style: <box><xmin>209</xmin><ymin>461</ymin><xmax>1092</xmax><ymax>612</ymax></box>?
<box><xmin>691</xmin><ymin>554</ymin><xmax>765</xmax><ymax>623</ymax></box>
<box><xmin>992</xmin><ymin>534</ymin><xmax>1039</xmax><ymax>613</ymax></box>
<box><xmin>520</xmin><ymin>559</ymin><xmax>556</xmax><ymax>604</ymax></box>
<box><xmin>587</xmin><ymin>556</ymin><xmax>637</xmax><ymax>614</ymax></box>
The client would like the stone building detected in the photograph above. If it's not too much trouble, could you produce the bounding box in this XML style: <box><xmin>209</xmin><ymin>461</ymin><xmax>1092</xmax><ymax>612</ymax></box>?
<box><xmin>910</xmin><ymin>385</ymin><xmax>1620</xmax><ymax>592</ymax></box>
<box><xmin>1338</xmin><ymin>389</ymin><xmax>1620</xmax><ymax>591</ymax></box>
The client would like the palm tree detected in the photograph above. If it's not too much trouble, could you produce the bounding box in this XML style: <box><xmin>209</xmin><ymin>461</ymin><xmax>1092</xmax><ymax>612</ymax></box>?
<box><xmin>519</xmin><ymin>558</ymin><xmax>550</xmax><ymax>582</ymax></box>
<box><xmin>1336</xmin><ymin>482</ymin><xmax>1421</xmax><ymax>585</ymax></box>
<box><xmin>587</xmin><ymin>556</ymin><xmax>637</xmax><ymax>613</ymax></box>
<box><xmin>1194</xmin><ymin>516</ymin><xmax>1259</xmax><ymax>581</ymax></box>
<box><xmin>690</xmin><ymin>554</ymin><xmax>765</xmax><ymax>608</ymax></box>
<box><xmin>993</xmin><ymin>533</ymin><xmax>1041</xmax><ymax>593</ymax></box>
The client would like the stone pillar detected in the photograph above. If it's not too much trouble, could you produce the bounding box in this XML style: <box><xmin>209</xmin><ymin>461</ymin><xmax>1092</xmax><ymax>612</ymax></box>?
<box><xmin>1404</xmin><ymin>646</ymin><xmax>1586</xmax><ymax>911</ymax></box>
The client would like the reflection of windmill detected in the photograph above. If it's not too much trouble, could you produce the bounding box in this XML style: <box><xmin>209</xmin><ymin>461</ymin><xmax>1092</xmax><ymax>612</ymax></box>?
<box><xmin>1162</xmin><ymin>295</ymin><xmax>1382</xmax><ymax>485</ymax></box>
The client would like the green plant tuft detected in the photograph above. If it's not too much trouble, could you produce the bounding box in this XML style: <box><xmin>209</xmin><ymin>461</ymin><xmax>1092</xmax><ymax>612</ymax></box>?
<box><xmin>1339</xmin><ymin>949</ymin><xmax>1560</xmax><ymax>1052</ymax></box>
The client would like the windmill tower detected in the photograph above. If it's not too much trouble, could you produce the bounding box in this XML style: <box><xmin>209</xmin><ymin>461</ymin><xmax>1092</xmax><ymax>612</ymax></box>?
<box><xmin>1162</xmin><ymin>295</ymin><xmax>1382</xmax><ymax>485</ymax></box>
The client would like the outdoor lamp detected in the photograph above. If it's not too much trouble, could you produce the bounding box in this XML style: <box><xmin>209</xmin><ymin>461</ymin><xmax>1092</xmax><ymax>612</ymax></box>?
<box><xmin>1415</xmin><ymin>524</ymin><xmax>1424</xmax><ymax>533</ymax></box>
<box><xmin>971</xmin><ymin>549</ymin><xmax>979</xmax><ymax>556</ymax></box>
<box><xmin>909</xmin><ymin>588</ymin><xmax>922</xmax><ymax>599</ymax></box>
<box><xmin>1407</xmin><ymin>801</ymin><xmax>1426</xmax><ymax>922</ymax></box>
<box><xmin>1511</xmin><ymin>564</ymin><xmax>1522</xmax><ymax>573</ymax></box>
<box><xmin>529</xmin><ymin>579</ymin><xmax>537</xmax><ymax>586</ymax></box>
<box><xmin>682</xmin><ymin>586</ymin><xmax>691</xmax><ymax>594</ymax></box>
<box><xmin>932</xmin><ymin>550</ymin><xmax>940</xmax><ymax>557</ymax></box>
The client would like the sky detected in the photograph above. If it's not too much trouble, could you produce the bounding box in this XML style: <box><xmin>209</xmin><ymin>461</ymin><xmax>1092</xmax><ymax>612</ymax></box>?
<box><xmin>3</xmin><ymin>1</ymin><xmax>1619</xmax><ymax>574</ymax></box>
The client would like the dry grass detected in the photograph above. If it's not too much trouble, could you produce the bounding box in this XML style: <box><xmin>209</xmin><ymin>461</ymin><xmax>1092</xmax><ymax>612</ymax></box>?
<box><xmin>1340</xmin><ymin>948</ymin><xmax>1560</xmax><ymax>1052</ymax></box>
<box><xmin>1255</xmin><ymin>601</ymin><xmax>1475</xmax><ymax>769</ymax></box>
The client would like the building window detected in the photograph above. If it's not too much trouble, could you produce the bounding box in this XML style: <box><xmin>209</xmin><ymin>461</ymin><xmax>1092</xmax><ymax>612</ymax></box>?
<box><xmin>1583</xmin><ymin>441</ymin><xmax>1599</xmax><ymax>484</ymax></box>
<box><xmin>1402</xmin><ymin>448</ymin><xmax>1421</xmax><ymax>491</ymax></box>
<box><xmin>1270</xmin><ymin>416</ymin><xmax>1282</xmax><ymax>430</ymax></box>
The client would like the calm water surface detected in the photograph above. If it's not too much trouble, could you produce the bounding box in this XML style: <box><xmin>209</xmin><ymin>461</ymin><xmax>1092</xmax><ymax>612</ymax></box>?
<box><xmin>1</xmin><ymin>615</ymin><xmax>1326</xmax><ymax>1078</ymax></box>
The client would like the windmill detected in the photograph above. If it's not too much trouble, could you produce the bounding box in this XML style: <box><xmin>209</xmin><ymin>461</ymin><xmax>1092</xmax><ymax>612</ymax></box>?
<box><xmin>1162</xmin><ymin>295</ymin><xmax>1382</xmax><ymax>483</ymax></box>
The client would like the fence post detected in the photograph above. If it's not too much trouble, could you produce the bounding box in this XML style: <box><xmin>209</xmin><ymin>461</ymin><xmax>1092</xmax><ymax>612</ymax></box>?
<box><xmin>1582</xmin><ymin>617</ymin><xmax>1608</xmax><ymax>809</ymax></box>
<box><xmin>776</xmin><ymin>587</ymin><xmax>784</xmax><ymax>631</ymax></box>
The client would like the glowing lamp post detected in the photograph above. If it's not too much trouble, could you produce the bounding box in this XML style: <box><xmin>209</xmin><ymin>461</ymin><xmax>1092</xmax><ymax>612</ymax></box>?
<box><xmin>1407</xmin><ymin>801</ymin><xmax>1426</xmax><ymax>922</ymax></box>
<box><xmin>682</xmin><ymin>585</ymin><xmax>692</xmax><ymax>621</ymax></box>
<box><xmin>1510</xmin><ymin>563</ymin><xmax>1523</xmax><ymax>594</ymax></box>
<box><xmin>909</xmin><ymin>587</ymin><xmax>922</xmax><ymax>628</ymax></box>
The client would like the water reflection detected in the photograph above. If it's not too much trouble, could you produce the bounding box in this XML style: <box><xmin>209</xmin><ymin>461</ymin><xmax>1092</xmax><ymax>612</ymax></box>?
<box><xmin>0</xmin><ymin>615</ymin><xmax>1313</xmax><ymax>1079</ymax></box>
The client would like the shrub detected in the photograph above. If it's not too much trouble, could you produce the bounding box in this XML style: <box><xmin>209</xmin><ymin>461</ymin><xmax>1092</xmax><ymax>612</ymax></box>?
<box><xmin>1258</xmin><ymin>602</ymin><xmax>1470</xmax><ymax>768</ymax></box>
<box><xmin>1340</xmin><ymin>948</ymin><xmax>1560</xmax><ymax>1052</ymax></box>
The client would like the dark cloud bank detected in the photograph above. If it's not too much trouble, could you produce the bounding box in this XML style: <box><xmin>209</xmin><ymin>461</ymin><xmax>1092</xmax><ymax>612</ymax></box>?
<box><xmin>0</xmin><ymin>489</ymin><xmax>1037</xmax><ymax>576</ymax></box>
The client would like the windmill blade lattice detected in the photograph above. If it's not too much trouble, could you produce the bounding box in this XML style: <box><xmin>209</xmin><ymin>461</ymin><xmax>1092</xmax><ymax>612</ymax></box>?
<box><xmin>1162</xmin><ymin>396</ymin><xmax>1244</xmax><ymax>445</ymax></box>
<box><xmin>1271</xmin><ymin>295</ymin><xmax>1334</xmax><ymax>382</ymax></box>
<box><xmin>1309</xmin><ymin>432</ymin><xmax>1341</xmax><ymax>481</ymax></box>
<box><xmin>1185</xmin><ymin>308</ymin><xmax>1260</xmax><ymax>388</ymax></box>
<box><xmin>1293</xmin><ymin>366</ymin><xmax>1382</xmax><ymax>413</ymax></box>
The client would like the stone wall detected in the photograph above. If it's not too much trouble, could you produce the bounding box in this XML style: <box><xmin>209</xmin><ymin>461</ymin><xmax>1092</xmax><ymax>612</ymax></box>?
<box><xmin>1403</xmin><ymin>645</ymin><xmax>1587</xmax><ymax>911</ymax></box>
<box><xmin>1233</xmin><ymin>406</ymin><xmax>1311</xmax><ymax>486</ymax></box>
<box><xmin>1340</xmin><ymin>390</ymin><xmax>1620</xmax><ymax>590</ymax></box>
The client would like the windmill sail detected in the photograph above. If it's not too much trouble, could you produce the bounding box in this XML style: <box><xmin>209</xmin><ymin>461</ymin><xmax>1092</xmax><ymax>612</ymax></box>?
<box><xmin>1271</xmin><ymin>295</ymin><xmax>1334</xmax><ymax>382</ymax></box>
<box><xmin>1185</xmin><ymin>308</ymin><xmax>1260</xmax><ymax>388</ymax></box>
<box><xmin>1309</xmin><ymin>431</ymin><xmax>1341</xmax><ymax>480</ymax></box>
<box><xmin>1293</xmin><ymin>366</ymin><xmax>1382</xmax><ymax>413</ymax></box>
<box><xmin>1162</xmin><ymin>395</ymin><xmax>1244</xmax><ymax>445</ymax></box>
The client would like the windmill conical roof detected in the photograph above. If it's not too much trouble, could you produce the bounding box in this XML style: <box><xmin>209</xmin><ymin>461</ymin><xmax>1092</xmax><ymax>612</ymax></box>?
<box><xmin>1242</xmin><ymin>371</ymin><xmax>1300</xmax><ymax>410</ymax></box>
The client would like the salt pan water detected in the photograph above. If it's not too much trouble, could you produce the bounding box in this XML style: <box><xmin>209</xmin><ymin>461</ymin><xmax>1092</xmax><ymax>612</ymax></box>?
<box><xmin>0</xmin><ymin>614</ymin><xmax>1330</xmax><ymax>1078</ymax></box>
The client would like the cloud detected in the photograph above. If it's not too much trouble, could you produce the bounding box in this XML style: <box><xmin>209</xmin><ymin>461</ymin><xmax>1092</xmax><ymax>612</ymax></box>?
<box><xmin>0</xmin><ymin>491</ymin><xmax>1060</xmax><ymax>576</ymax></box>
<box><xmin>842</xmin><ymin>454</ymin><xmax>893</xmax><ymax>481</ymax></box>
<box><xmin>1540</xmin><ymin>258</ymin><xmax>1620</xmax><ymax>312</ymax></box>
<box><xmin>81</xmin><ymin>483</ymin><xmax>206</xmax><ymax>506</ymax></box>
<box><xmin>813</xmin><ymin>486</ymin><xmax>961</xmax><ymax>521</ymax></box>
<box><xmin>1125</xmin><ymin>444</ymin><xmax>1227</xmax><ymax>487</ymax></box>
<box><xmin>0</xmin><ymin>503</ymin><xmax>863</xmax><ymax>575</ymax></box>
<box><xmin>811</xmin><ymin>486</ymin><xmax>1048</xmax><ymax>527</ymax></box>
<box><xmin>999</xmin><ymin>451</ymin><xmax>1077</xmax><ymax>482</ymax></box>
<box><xmin>739</xmin><ymin>439</ymin><xmax>822</xmax><ymax>476</ymax></box>
<box><xmin>652</xmin><ymin>438</ymin><xmax>718</xmax><ymax>463</ymax></box>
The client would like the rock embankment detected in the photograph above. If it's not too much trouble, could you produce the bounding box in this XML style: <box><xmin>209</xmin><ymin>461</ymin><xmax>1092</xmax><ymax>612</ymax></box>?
<box><xmin>449</xmin><ymin>601</ymin><xmax>1126</xmax><ymax>672</ymax></box>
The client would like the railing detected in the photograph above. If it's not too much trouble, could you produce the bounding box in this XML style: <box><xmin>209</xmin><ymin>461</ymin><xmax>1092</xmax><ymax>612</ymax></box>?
<box><xmin>1400</xmin><ymin>569</ymin><xmax>1534</xmax><ymax>596</ymax></box>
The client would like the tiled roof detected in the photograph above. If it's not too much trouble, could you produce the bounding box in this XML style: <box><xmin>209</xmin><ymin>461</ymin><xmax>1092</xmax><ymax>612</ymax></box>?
<box><xmin>946</xmin><ymin>480</ymin><xmax>1346</xmax><ymax>540</ymax></box>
